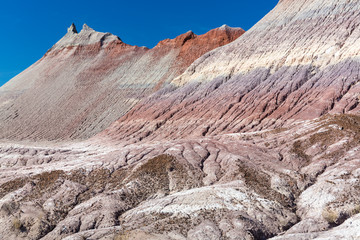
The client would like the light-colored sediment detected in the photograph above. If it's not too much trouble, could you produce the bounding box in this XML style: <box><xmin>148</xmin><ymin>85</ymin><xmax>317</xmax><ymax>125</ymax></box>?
<box><xmin>2</xmin><ymin>0</ymin><xmax>360</xmax><ymax>239</ymax></box>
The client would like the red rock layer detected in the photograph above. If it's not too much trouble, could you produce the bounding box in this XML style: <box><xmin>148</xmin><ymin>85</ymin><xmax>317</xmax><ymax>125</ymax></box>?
<box><xmin>98</xmin><ymin>0</ymin><xmax>360</xmax><ymax>143</ymax></box>
<box><xmin>0</xmin><ymin>24</ymin><xmax>244</xmax><ymax>141</ymax></box>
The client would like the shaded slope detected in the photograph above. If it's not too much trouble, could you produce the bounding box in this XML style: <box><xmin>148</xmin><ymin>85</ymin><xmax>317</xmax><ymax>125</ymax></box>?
<box><xmin>0</xmin><ymin>24</ymin><xmax>244</xmax><ymax>141</ymax></box>
<box><xmin>100</xmin><ymin>0</ymin><xmax>360</xmax><ymax>143</ymax></box>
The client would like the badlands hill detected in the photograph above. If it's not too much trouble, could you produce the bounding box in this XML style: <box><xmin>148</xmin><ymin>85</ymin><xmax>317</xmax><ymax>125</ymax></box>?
<box><xmin>100</xmin><ymin>0</ymin><xmax>360</xmax><ymax>143</ymax></box>
<box><xmin>0</xmin><ymin>23</ymin><xmax>243</xmax><ymax>141</ymax></box>
<box><xmin>1</xmin><ymin>0</ymin><xmax>360</xmax><ymax>240</ymax></box>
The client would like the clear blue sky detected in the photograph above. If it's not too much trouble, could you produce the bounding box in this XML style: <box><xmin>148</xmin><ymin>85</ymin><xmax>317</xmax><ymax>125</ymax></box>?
<box><xmin>0</xmin><ymin>0</ymin><xmax>278</xmax><ymax>87</ymax></box>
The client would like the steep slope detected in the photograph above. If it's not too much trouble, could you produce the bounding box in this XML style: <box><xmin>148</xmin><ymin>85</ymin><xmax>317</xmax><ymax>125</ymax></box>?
<box><xmin>100</xmin><ymin>0</ymin><xmax>360</xmax><ymax>143</ymax></box>
<box><xmin>2</xmin><ymin>0</ymin><xmax>360</xmax><ymax>239</ymax></box>
<box><xmin>0</xmin><ymin>24</ymin><xmax>244</xmax><ymax>141</ymax></box>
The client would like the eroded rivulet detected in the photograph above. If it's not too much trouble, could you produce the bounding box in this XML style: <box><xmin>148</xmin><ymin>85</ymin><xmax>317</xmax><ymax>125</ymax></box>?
<box><xmin>1</xmin><ymin>0</ymin><xmax>360</xmax><ymax>239</ymax></box>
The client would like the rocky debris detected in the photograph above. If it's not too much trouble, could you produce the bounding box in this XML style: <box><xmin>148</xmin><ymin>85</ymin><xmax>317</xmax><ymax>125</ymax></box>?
<box><xmin>0</xmin><ymin>24</ymin><xmax>244</xmax><ymax>141</ymax></box>
<box><xmin>0</xmin><ymin>115</ymin><xmax>360</xmax><ymax>239</ymax></box>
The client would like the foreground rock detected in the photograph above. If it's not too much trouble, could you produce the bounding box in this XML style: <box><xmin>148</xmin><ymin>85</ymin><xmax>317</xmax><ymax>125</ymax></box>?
<box><xmin>0</xmin><ymin>115</ymin><xmax>360</xmax><ymax>239</ymax></box>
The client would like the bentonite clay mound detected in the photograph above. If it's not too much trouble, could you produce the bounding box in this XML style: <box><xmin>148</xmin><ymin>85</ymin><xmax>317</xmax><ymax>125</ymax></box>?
<box><xmin>0</xmin><ymin>23</ymin><xmax>244</xmax><ymax>141</ymax></box>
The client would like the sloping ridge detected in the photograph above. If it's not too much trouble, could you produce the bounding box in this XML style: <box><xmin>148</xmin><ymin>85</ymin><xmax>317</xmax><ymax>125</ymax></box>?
<box><xmin>100</xmin><ymin>0</ymin><xmax>360</xmax><ymax>143</ymax></box>
<box><xmin>2</xmin><ymin>1</ymin><xmax>360</xmax><ymax>240</ymax></box>
<box><xmin>0</xmin><ymin>23</ymin><xmax>244</xmax><ymax>141</ymax></box>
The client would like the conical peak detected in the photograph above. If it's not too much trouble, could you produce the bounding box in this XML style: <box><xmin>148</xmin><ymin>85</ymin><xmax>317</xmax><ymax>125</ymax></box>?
<box><xmin>219</xmin><ymin>24</ymin><xmax>229</xmax><ymax>30</ymax></box>
<box><xmin>216</xmin><ymin>24</ymin><xmax>244</xmax><ymax>32</ymax></box>
<box><xmin>67</xmin><ymin>23</ymin><xmax>78</xmax><ymax>34</ymax></box>
<box><xmin>82</xmin><ymin>23</ymin><xmax>95</xmax><ymax>32</ymax></box>
<box><xmin>51</xmin><ymin>22</ymin><xmax>125</xmax><ymax>52</ymax></box>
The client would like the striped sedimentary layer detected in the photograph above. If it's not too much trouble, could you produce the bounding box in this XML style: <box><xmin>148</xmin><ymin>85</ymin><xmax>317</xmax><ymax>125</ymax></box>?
<box><xmin>0</xmin><ymin>24</ymin><xmax>244</xmax><ymax>141</ymax></box>
<box><xmin>100</xmin><ymin>0</ymin><xmax>360</xmax><ymax>143</ymax></box>
<box><xmin>2</xmin><ymin>0</ymin><xmax>360</xmax><ymax>239</ymax></box>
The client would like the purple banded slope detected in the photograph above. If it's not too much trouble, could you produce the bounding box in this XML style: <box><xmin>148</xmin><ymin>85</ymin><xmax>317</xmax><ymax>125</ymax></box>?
<box><xmin>0</xmin><ymin>24</ymin><xmax>244</xmax><ymax>141</ymax></box>
<box><xmin>100</xmin><ymin>0</ymin><xmax>360</xmax><ymax>143</ymax></box>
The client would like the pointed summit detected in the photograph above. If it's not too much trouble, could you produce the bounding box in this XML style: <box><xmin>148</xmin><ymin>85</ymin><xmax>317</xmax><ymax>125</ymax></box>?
<box><xmin>67</xmin><ymin>23</ymin><xmax>78</xmax><ymax>34</ymax></box>
<box><xmin>219</xmin><ymin>24</ymin><xmax>229</xmax><ymax>30</ymax></box>
<box><xmin>82</xmin><ymin>23</ymin><xmax>94</xmax><ymax>32</ymax></box>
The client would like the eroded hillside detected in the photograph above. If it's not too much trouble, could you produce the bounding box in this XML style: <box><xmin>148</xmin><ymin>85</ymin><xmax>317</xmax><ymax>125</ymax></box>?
<box><xmin>1</xmin><ymin>115</ymin><xmax>360</xmax><ymax>239</ymax></box>
<box><xmin>0</xmin><ymin>24</ymin><xmax>243</xmax><ymax>141</ymax></box>
<box><xmin>99</xmin><ymin>0</ymin><xmax>360</xmax><ymax>144</ymax></box>
<box><xmin>1</xmin><ymin>0</ymin><xmax>360</xmax><ymax>239</ymax></box>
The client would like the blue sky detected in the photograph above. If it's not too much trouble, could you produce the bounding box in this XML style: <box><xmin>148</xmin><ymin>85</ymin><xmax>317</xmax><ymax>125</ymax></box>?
<box><xmin>0</xmin><ymin>0</ymin><xmax>278</xmax><ymax>87</ymax></box>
